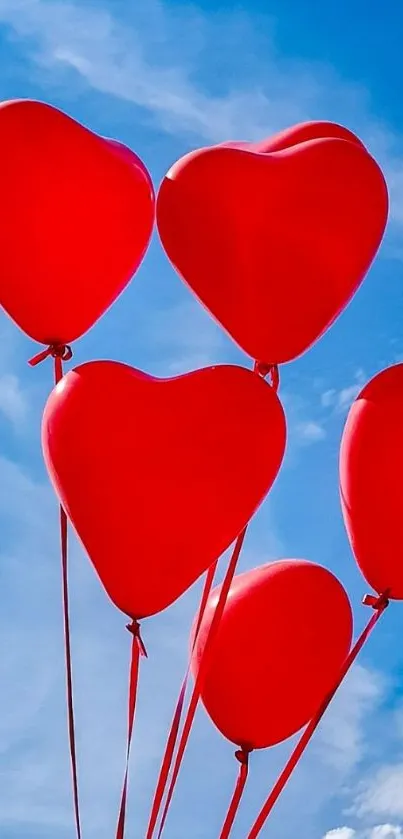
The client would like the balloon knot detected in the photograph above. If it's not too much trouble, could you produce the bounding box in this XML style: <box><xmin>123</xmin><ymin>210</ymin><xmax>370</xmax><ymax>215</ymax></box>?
<box><xmin>28</xmin><ymin>343</ymin><xmax>73</xmax><ymax>367</ymax></box>
<box><xmin>254</xmin><ymin>361</ymin><xmax>280</xmax><ymax>392</ymax></box>
<box><xmin>126</xmin><ymin>619</ymin><xmax>148</xmax><ymax>658</ymax></box>
<box><xmin>362</xmin><ymin>590</ymin><xmax>390</xmax><ymax>611</ymax></box>
<box><xmin>235</xmin><ymin>747</ymin><xmax>251</xmax><ymax>765</ymax></box>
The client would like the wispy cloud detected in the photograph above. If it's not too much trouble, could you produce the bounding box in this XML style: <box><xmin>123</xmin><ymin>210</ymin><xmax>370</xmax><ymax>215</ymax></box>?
<box><xmin>0</xmin><ymin>319</ymin><xmax>31</xmax><ymax>429</ymax></box>
<box><xmin>281</xmin><ymin>391</ymin><xmax>327</xmax><ymax>452</ymax></box>
<box><xmin>0</xmin><ymin>3</ymin><xmax>402</xmax><ymax>839</ymax></box>
<box><xmin>321</xmin><ymin>370</ymin><xmax>366</xmax><ymax>415</ymax></box>
<box><xmin>0</xmin><ymin>0</ymin><xmax>402</xmax><ymax>233</ymax></box>
<box><xmin>320</xmin><ymin>676</ymin><xmax>403</xmax><ymax>839</ymax></box>
<box><xmin>241</xmin><ymin>662</ymin><xmax>390</xmax><ymax>839</ymax></box>
<box><xmin>144</xmin><ymin>298</ymin><xmax>228</xmax><ymax>375</ymax></box>
<box><xmin>0</xmin><ymin>0</ymin><xmax>307</xmax><ymax>142</ymax></box>
<box><xmin>316</xmin><ymin>665</ymin><xmax>384</xmax><ymax>774</ymax></box>
<box><xmin>354</xmin><ymin>765</ymin><xmax>403</xmax><ymax>821</ymax></box>
<box><xmin>295</xmin><ymin>419</ymin><xmax>327</xmax><ymax>443</ymax></box>
<box><xmin>0</xmin><ymin>452</ymin><xmax>203</xmax><ymax>838</ymax></box>
<box><xmin>0</xmin><ymin>446</ymin><xmax>389</xmax><ymax>839</ymax></box>
<box><xmin>324</xmin><ymin>828</ymin><xmax>403</xmax><ymax>839</ymax></box>
<box><xmin>0</xmin><ymin>373</ymin><xmax>28</xmax><ymax>426</ymax></box>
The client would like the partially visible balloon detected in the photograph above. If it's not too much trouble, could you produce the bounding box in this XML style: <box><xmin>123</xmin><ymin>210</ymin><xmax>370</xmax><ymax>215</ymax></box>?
<box><xmin>42</xmin><ymin>361</ymin><xmax>286</xmax><ymax>619</ymax></box>
<box><xmin>192</xmin><ymin>560</ymin><xmax>353</xmax><ymax>749</ymax></box>
<box><xmin>0</xmin><ymin>99</ymin><xmax>155</xmax><ymax>346</ymax></box>
<box><xmin>157</xmin><ymin>120</ymin><xmax>388</xmax><ymax>364</ymax></box>
<box><xmin>340</xmin><ymin>363</ymin><xmax>403</xmax><ymax>599</ymax></box>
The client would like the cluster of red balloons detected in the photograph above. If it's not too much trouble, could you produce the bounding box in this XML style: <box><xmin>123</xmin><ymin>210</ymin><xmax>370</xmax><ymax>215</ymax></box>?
<box><xmin>1</xmin><ymin>98</ymin><xmax>399</xmax><ymax>818</ymax></box>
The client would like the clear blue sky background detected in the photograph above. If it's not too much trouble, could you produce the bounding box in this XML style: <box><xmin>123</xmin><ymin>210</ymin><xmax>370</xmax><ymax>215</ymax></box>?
<box><xmin>0</xmin><ymin>2</ymin><xmax>403</xmax><ymax>839</ymax></box>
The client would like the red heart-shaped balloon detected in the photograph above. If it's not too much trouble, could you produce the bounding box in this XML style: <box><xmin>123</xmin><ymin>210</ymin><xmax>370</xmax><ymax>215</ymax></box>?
<box><xmin>340</xmin><ymin>363</ymin><xmax>403</xmax><ymax>599</ymax></box>
<box><xmin>0</xmin><ymin>100</ymin><xmax>155</xmax><ymax>346</ymax></box>
<box><xmin>42</xmin><ymin>361</ymin><xmax>286</xmax><ymax>619</ymax></box>
<box><xmin>191</xmin><ymin>559</ymin><xmax>352</xmax><ymax>749</ymax></box>
<box><xmin>157</xmin><ymin>121</ymin><xmax>388</xmax><ymax>364</ymax></box>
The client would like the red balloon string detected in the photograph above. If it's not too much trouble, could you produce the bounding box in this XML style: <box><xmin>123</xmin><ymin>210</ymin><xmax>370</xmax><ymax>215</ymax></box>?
<box><xmin>50</xmin><ymin>351</ymin><xmax>82</xmax><ymax>839</ymax></box>
<box><xmin>218</xmin><ymin>749</ymin><xmax>251</xmax><ymax>839</ymax></box>
<box><xmin>59</xmin><ymin>502</ymin><xmax>82</xmax><ymax>839</ymax></box>
<box><xmin>29</xmin><ymin>348</ymin><xmax>80</xmax><ymax>837</ymax></box>
<box><xmin>115</xmin><ymin>620</ymin><xmax>148</xmax><ymax>839</ymax></box>
<box><xmin>145</xmin><ymin>561</ymin><xmax>218</xmax><ymax>839</ymax></box>
<box><xmin>154</xmin><ymin>528</ymin><xmax>248</xmax><ymax>839</ymax></box>
<box><xmin>246</xmin><ymin>591</ymin><xmax>389</xmax><ymax>839</ymax></box>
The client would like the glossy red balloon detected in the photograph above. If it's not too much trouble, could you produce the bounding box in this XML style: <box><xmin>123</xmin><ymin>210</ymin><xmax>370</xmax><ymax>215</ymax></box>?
<box><xmin>0</xmin><ymin>99</ymin><xmax>155</xmax><ymax>346</ymax></box>
<box><xmin>340</xmin><ymin>363</ymin><xmax>403</xmax><ymax>599</ymax></box>
<box><xmin>192</xmin><ymin>560</ymin><xmax>353</xmax><ymax>749</ymax></box>
<box><xmin>105</xmin><ymin>137</ymin><xmax>146</xmax><ymax>168</ymax></box>
<box><xmin>157</xmin><ymin>121</ymin><xmax>388</xmax><ymax>364</ymax></box>
<box><xmin>42</xmin><ymin>361</ymin><xmax>286</xmax><ymax>619</ymax></box>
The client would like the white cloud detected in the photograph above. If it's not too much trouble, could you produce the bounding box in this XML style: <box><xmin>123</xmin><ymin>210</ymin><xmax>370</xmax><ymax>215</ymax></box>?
<box><xmin>321</xmin><ymin>382</ymin><xmax>361</xmax><ymax>412</ymax></box>
<box><xmin>331</xmin><ymin>384</ymin><xmax>362</xmax><ymax>411</ymax></box>
<box><xmin>354</xmin><ymin>765</ymin><xmax>403</xmax><ymax>821</ymax></box>
<box><xmin>319</xmin><ymin>677</ymin><xmax>403</xmax><ymax>839</ymax></box>
<box><xmin>281</xmin><ymin>391</ymin><xmax>327</xmax><ymax>452</ymax></box>
<box><xmin>316</xmin><ymin>665</ymin><xmax>384</xmax><ymax>774</ymax></box>
<box><xmin>394</xmin><ymin>706</ymin><xmax>403</xmax><ymax>741</ymax></box>
<box><xmin>0</xmin><ymin>454</ymin><xmax>384</xmax><ymax>839</ymax></box>
<box><xmin>0</xmin><ymin>373</ymin><xmax>27</xmax><ymax>425</ymax></box>
<box><xmin>0</xmin><ymin>0</ymin><xmax>403</xmax><ymax>250</ymax></box>
<box><xmin>323</xmin><ymin>828</ymin><xmax>403</xmax><ymax>839</ymax></box>
<box><xmin>321</xmin><ymin>389</ymin><xmax>337</xmax><ymax>408</ymax></box>
<box><xmin>0</xmin><ymin>452</ymin><xmax>203</xmax><ymax>837</ymax></box>
<box><xmin>0</xmin><ymin>3</ymin><xmax>402</xmax><ymax>837</ymax></box>
<box><xmin>144</xmin><ymin>297</ymin><xmax>229</xmax><ymax>375</ymax></box>
<box><xmin>0</xmin><ymin>0</ymin><xmax>401</xmax><ymax>235</ymax></box>
<box><xmin>0</xmin><ymin>0</ymin><xmax>311</xmax><ymax>142</ymax></box>
<box><xmin>295</xmin><ymin>419</ymin><xmax>326</xmax><ymax>443</ymax></box>
<box><xmin>259</xmin><ymin>664</ymin><xmax>387</xmax><ymax>837</ymax></box>
<box><xmin>0</xmin><ymin>318</ymin><xmax>30</xmax><ymax>428</ymax></box>
<box><xmin>321</xmin><ymin>370</ymin><xmax>366</xmax><ymax>415</ymax></box>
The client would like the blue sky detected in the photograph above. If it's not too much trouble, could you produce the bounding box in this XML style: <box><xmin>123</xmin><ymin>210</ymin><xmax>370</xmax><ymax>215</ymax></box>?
<box><xmin>0</xmin><ymin>1</ymin><xmax>403</xmax><ymax>838</ymax></box>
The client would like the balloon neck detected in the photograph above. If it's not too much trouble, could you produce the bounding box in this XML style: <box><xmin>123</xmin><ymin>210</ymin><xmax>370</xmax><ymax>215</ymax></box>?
<box><xmin>235</xmin><ymin>746</ymin><xmax>252</xmax><ymax>765</ymax></box>
<box><xmin>254</xmin><ymin>361</ymin><xmax>280</xmax><ymax>392</ymax></box>
<box><xmin>362</xmin><ymin>590</ymin><xmax>390</xmax><ymax>611</ymax></box>
<box><xmin>126</xmin><ymin>618</ymin><xmax>148</xmax><ymax>658</ymax></box>
<box><xmin>29</xmin><ymin>343</ymin><xmax>73</xmax><ymax>367</ymax></box>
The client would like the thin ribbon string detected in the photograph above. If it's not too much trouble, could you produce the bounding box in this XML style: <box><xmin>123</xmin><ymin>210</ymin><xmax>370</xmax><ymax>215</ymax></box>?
<box><xmin>246</xmin><ymin>591</ymin><xmax>390</xmax><ymax>839</ymax></box>
<box><xmin>52</xmin><ymin>348</ymin><xmax>82</xmax><ymax>839</ymax></box>
<box><xmin>59</xmin><ymin>502</ymin><xmax>82</xmax><ymax>839</ymax></box>
<box><xmin>30</xmin><ymin>345</ymin><xmax>82</xmax><ymax>839</ymax></box>
<box><xmin>150</xmin><ymin>361</ymin><xmax>280</xmax><ymax>839</ymax></box>
<box><xmin>115</xmin><ymin>620</ymin><xmax>148</xmax><ymax>839</ymax></box>
<box><xmin>218</xmin><ymin>749</ymin><xmax>251</xmax><ymax>839</ymax></box>
<box><xmin>146</xmin><ymin>361</ymin><xmax>280</xmax><ymax>839</ymax></box>
<box><xmin>145</xmin><ymin>561</ymin><xmax>218</xmax><ymax>839</ymax></box>
<box><xmin>155</xmin><ymin>528</ymin><xmax>248</xmax><ymax>839</ymax></box>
